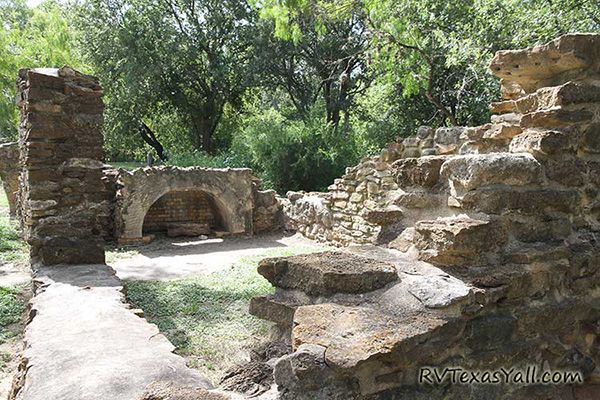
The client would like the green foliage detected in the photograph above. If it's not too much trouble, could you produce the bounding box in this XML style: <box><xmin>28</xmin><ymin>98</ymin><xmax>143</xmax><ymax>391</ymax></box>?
<box><xmin>0</xmin><ymin>215</ymin><xmax>28</xmax><ymax>265</ymax></box>
<box><xmin>76</xmin><ymin>0</ymin><xmax>261</xmax><ymax>154</ymax></box>
<box><xmin>0</xmin><ymin>285</ymin><xmax>25</xmax><ymax>343</ymax></box>
<box><xmin>167</xmin><ymin>151</ymin><xmax>242</xmax><ymax>169</ymax></box>
<box><xmin>0</xmin><ymin>0</ymin><xmax>87</xmax><ymax>142</ymax></box>
<box><xmin>231</xmin><ymin>106</ymin><xmax>359</xmax><ymax>192</ymax></box>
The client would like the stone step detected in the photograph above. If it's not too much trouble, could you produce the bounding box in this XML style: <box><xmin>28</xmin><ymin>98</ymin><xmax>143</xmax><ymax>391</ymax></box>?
<box><xmin>249</xmin><ymin>295</ymin><xmax>298</xmax><ymax>328</ymax></box>
<box><xmin>257</xmin><ymin>251</ymin><xmax>399</xmax><ymax>297</ymax></box>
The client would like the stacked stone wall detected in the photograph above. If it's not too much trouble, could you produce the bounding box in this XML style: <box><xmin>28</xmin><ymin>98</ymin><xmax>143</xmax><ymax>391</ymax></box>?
<box><xmin>259</xmin><ymin>34</ymin><xmax>600</xmax><ymax>400</ymax></box>
<box><xmin>16</xmin><ymin>67</ymin><xmax>106</xmax><ymax>265</ymax></box>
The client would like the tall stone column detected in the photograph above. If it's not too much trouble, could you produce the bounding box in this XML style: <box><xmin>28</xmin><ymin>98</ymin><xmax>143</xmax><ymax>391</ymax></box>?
<box><xmin>16</xmin><ymin>66</ymin><xmax>106</xmax><ymax>265</ymax></box>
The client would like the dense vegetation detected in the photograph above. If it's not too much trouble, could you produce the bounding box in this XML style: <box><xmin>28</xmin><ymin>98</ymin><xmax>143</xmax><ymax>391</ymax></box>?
<box><xmin>1</xmin><ymin>0</ymin><xmax>599</xmax><ymax>192</ymax></box>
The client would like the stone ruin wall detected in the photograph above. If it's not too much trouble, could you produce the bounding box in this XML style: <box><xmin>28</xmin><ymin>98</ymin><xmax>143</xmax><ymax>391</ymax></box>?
<box><xmin>16</xmin><ymin>67</ymin><xmax>108</xmax><ymax>265</ymax></box>
<box><xmin>285</xmin><ymin>34</ymin><xmax>600</xmax><ymax>250</ymax></box>
<box><xmin>254</xmin><ymin>33</ymin><xmax>600</xmax><ymax>400</ymax></box>
<box><xmin>0</xmin><ymin>142</ymin><xmax>20</xmax><ymax>216</ymax></box>
<box><xmin>111</xmin><ymin>166</ymin><xmax>282</xmax><ymax>243</ymax></box>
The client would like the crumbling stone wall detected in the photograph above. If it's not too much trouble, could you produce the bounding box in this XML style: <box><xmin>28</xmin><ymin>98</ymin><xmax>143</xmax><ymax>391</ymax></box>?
<box><xmin>16</xmin><ymin>67</ymin><xmax>107</xmax><ymax>265</ymax></box>
<box><xmin>0</xmin><ymin>142</ymin><xmax>20</xmax><ymax>216</ymax></box>
<box><xmin>258</xmin><ymin>33</ymin><xmax>600</xmax><ymax>400</ymax></box>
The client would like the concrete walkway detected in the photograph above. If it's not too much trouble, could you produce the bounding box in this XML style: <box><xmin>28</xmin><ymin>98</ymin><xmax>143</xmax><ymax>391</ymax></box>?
<box><xmin>13</xmin><ymin>264</ymin><xmax>213</xmax><ymax>400</ymax></box>
<box><xmin>110</xmin><ymin>233</ymin><xmax>328</xmax><ymax>281</ymax></box>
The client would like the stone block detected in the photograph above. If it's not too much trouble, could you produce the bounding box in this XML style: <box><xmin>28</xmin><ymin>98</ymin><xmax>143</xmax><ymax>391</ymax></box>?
<box><xmin>441</xmin><ymin>153</ymin><xmax>544</xmax><ymax>195</ymax></box>
<box><xmin>257</xmin><ymin>251</ymin><xmax>398</xmax><ymax>296</ymax></box>
<box><xmin>414</xmin><ymin>216</ymin><xmax>507</xmax><ymax>266</ymax></box>
<box><xmin>392</xmin><ymin>156</ymin><xmax>447</xmax><ymax>188</ymax></box>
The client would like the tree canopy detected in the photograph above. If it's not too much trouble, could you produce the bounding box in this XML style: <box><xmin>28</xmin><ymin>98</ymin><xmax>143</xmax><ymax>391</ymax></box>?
<box><xmin>1</xmin><ymin>0</ymin><xmax>599</xmax><ymax>192</ymax></box>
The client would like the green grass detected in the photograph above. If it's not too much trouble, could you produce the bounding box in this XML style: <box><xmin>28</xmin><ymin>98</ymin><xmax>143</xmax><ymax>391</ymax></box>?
<box><xmin>0</xmin><ymin>215</ymin><xmax>27</xmax><ymax>266</ymax></box>
<box><xmin>0</xmin><ymin>285</ymin><xmax>26</xmax><ymax>345</ymax></box>
<box><xmin>125</xmin><ymin>246</ymin><xmax>326</xmax><ymax>383</ymax></box>
<box><xmin>108</xmin><ymin>161</ymin><xmax>145</xmax><ymax>170</ymax></box>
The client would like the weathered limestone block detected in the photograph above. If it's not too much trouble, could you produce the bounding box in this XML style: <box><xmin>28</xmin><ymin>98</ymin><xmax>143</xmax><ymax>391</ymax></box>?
<box><xmin>511</xmin><ymin>81</ymin><xmax>600</xmax><ymax>114</ymax></box>
<box><xmin>581</xmin><ymin>123</ymin><xmax>600</xmax><ymax>154</ymax></box>
<box><xmin>440</xmin><ymin>153</ymin><xmax>544</xmax><ymax>195</ymax></box>
<box><xmin>360</xmin><ymin>206</ymin><xmax>403</xmax><ymax>226</ymax></box>
<box><xmin>392</xmin><ymin>156</ymin><xmax>447</xmax><ymax>188</ymax></box>
<box><xmin>482</xmin><ymin>123</ymin><xmax>522</xmax><ymax>140</ymax></box>
<box><xmin>257</xmin><ymin>251</ymin><xmax>398</xmax><ymax>296</ymax></box>
<box><xmin>139</xmin><ymin>382</ymin><xmax>230</xmax><ymax>400</ymax></box>
<box><xmin>166</xmin><ymin>223</ymin><xmax>211</xmax><ymax>237</ymax></box>
<box><xmin>434</xmin><ymin>127</ymin><xmax>465</xmax><ymax>154</ymax></box>
<box><xmin>249</xmin><ymin>295</ymin><xmax>297</xmax><ymax>328</ymax></box>
<box><xmin>490</xmin><ymin>33</ymin><xmax>600</xmax><ymax>96</ymax></box>
<box><xmin>520</xmin><ymin>108</ymin><xmax>594</xmax><ymax>129</ymax></box>
<box><xmin>291</xmin><ymin>303</ymin><xmax>448</xmax><ymax>394</ymax></box>
<box><xmin>509</xmin><ymin>129</ymin><xmax>578</xmax><ymax>155</ymax></box>
<box><xmin>459</xmin><ymin>187</ymin><xmax>580</xmax><ymax>215</ymax></box>
<box><xmin>414</xmin><ymin>217</ymin><xmax>507</xmax><ymax>266</ymax></box>
<box><xmin>253</xmin><ymin>186</ymin><xmax>283</xmax><ymax>233</ymax></box>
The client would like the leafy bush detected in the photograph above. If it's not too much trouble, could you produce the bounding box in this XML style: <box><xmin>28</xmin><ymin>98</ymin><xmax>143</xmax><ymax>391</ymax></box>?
<box><xmin>230</xmin><ymin>107</ymin><xmax>359</xmax><ymax>193</ymax></box>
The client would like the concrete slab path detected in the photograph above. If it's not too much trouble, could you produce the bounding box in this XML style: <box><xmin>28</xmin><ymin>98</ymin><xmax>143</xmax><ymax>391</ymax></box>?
<box><xmin>13</xmin><ymin>264</ymin><xmax>213</xmax><ymax>400</ymax></box>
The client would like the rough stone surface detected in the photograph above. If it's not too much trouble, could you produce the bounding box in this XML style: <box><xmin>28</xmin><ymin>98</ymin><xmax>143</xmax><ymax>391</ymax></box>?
<box><xmin>258</xmin><ymin>251</ymin><xmax>398</xmax><ymax>296</ymax></box>
<box><xmin>268</xmin><ymin>34</ymin><xmax>600</xmax><ymax>400</ymax></box>
<box><xmin>441</xmin><ymin>153</ymin><xmax>543</xmax><ymax>195</ymax></box>
<box><xmin>17</xmin><ymin>66</ymin><xmax>107</xmax><ymax>265</ymax></box>
<box><xmin>166</xmin><ymin>223</ymin><xmax>211</xmax><ymax>237</ymax></box>
<box><xmin>12</xmin><ymin>265</ymin><xmax>212</xmax><ymax>400</ymax></box>
<box><xmin>139</xmin><ymin>381</ymin><xmax>230</xmax><ymax>400</ymax></box>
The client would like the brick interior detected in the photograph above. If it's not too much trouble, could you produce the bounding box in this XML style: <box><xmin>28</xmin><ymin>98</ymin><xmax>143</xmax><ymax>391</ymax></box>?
<box><xmin>143</xmin><ymin>190</ymin><xmax>222</xmax><ymax>233</ymax></box>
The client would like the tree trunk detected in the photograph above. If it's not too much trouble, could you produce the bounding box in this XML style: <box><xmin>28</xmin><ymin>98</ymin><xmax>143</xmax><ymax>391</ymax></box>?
<box><xmin>191</xmin><ymin>114</ymin><xmax>215</xmax><ymax>154</ymax></box>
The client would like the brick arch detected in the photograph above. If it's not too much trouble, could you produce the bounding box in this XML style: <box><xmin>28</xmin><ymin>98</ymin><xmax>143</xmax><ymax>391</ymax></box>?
<box><xmin>115</xmin><ymin>167</ymin><xmax>255</xmax><ymax>241</ymax></box>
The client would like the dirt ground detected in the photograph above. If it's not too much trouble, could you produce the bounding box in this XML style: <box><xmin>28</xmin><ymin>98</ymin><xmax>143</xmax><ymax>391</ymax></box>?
<box><xmin>109</xmin><ymin>232</ymin><xmax>329</xmax><ymax>281</ymax></box>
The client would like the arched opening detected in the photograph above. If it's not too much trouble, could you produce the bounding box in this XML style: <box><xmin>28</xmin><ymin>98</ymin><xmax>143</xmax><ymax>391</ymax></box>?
<box><xmin>142</xmin><ymin>189</ymin><xmax>225</xmax><ymax>237</ymax></box>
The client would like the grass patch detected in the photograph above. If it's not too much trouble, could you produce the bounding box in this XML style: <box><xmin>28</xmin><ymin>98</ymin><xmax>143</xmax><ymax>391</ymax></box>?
<box><xmin>0</xmin><ymin>285</ymin><xmax>26</xmax><ymax>345</ymax></box>
<box><xmin>0</xmin><ymin>215</ymin><xmax>27</xmax><ymax>266</ymax></box>
<box><xmin>125</xmin><ymin>246</ymin><xmax>326</xmax><ymax>383</ymax></box>
<box><xmin>127</xmin><ymin>260</ymin><xmax>273</xmax><ymax>383</ymax></box>
<box><xmin>108</xmin><ymin>161</ymin><xmax>145</xmax><ymax>170</ymax></box>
